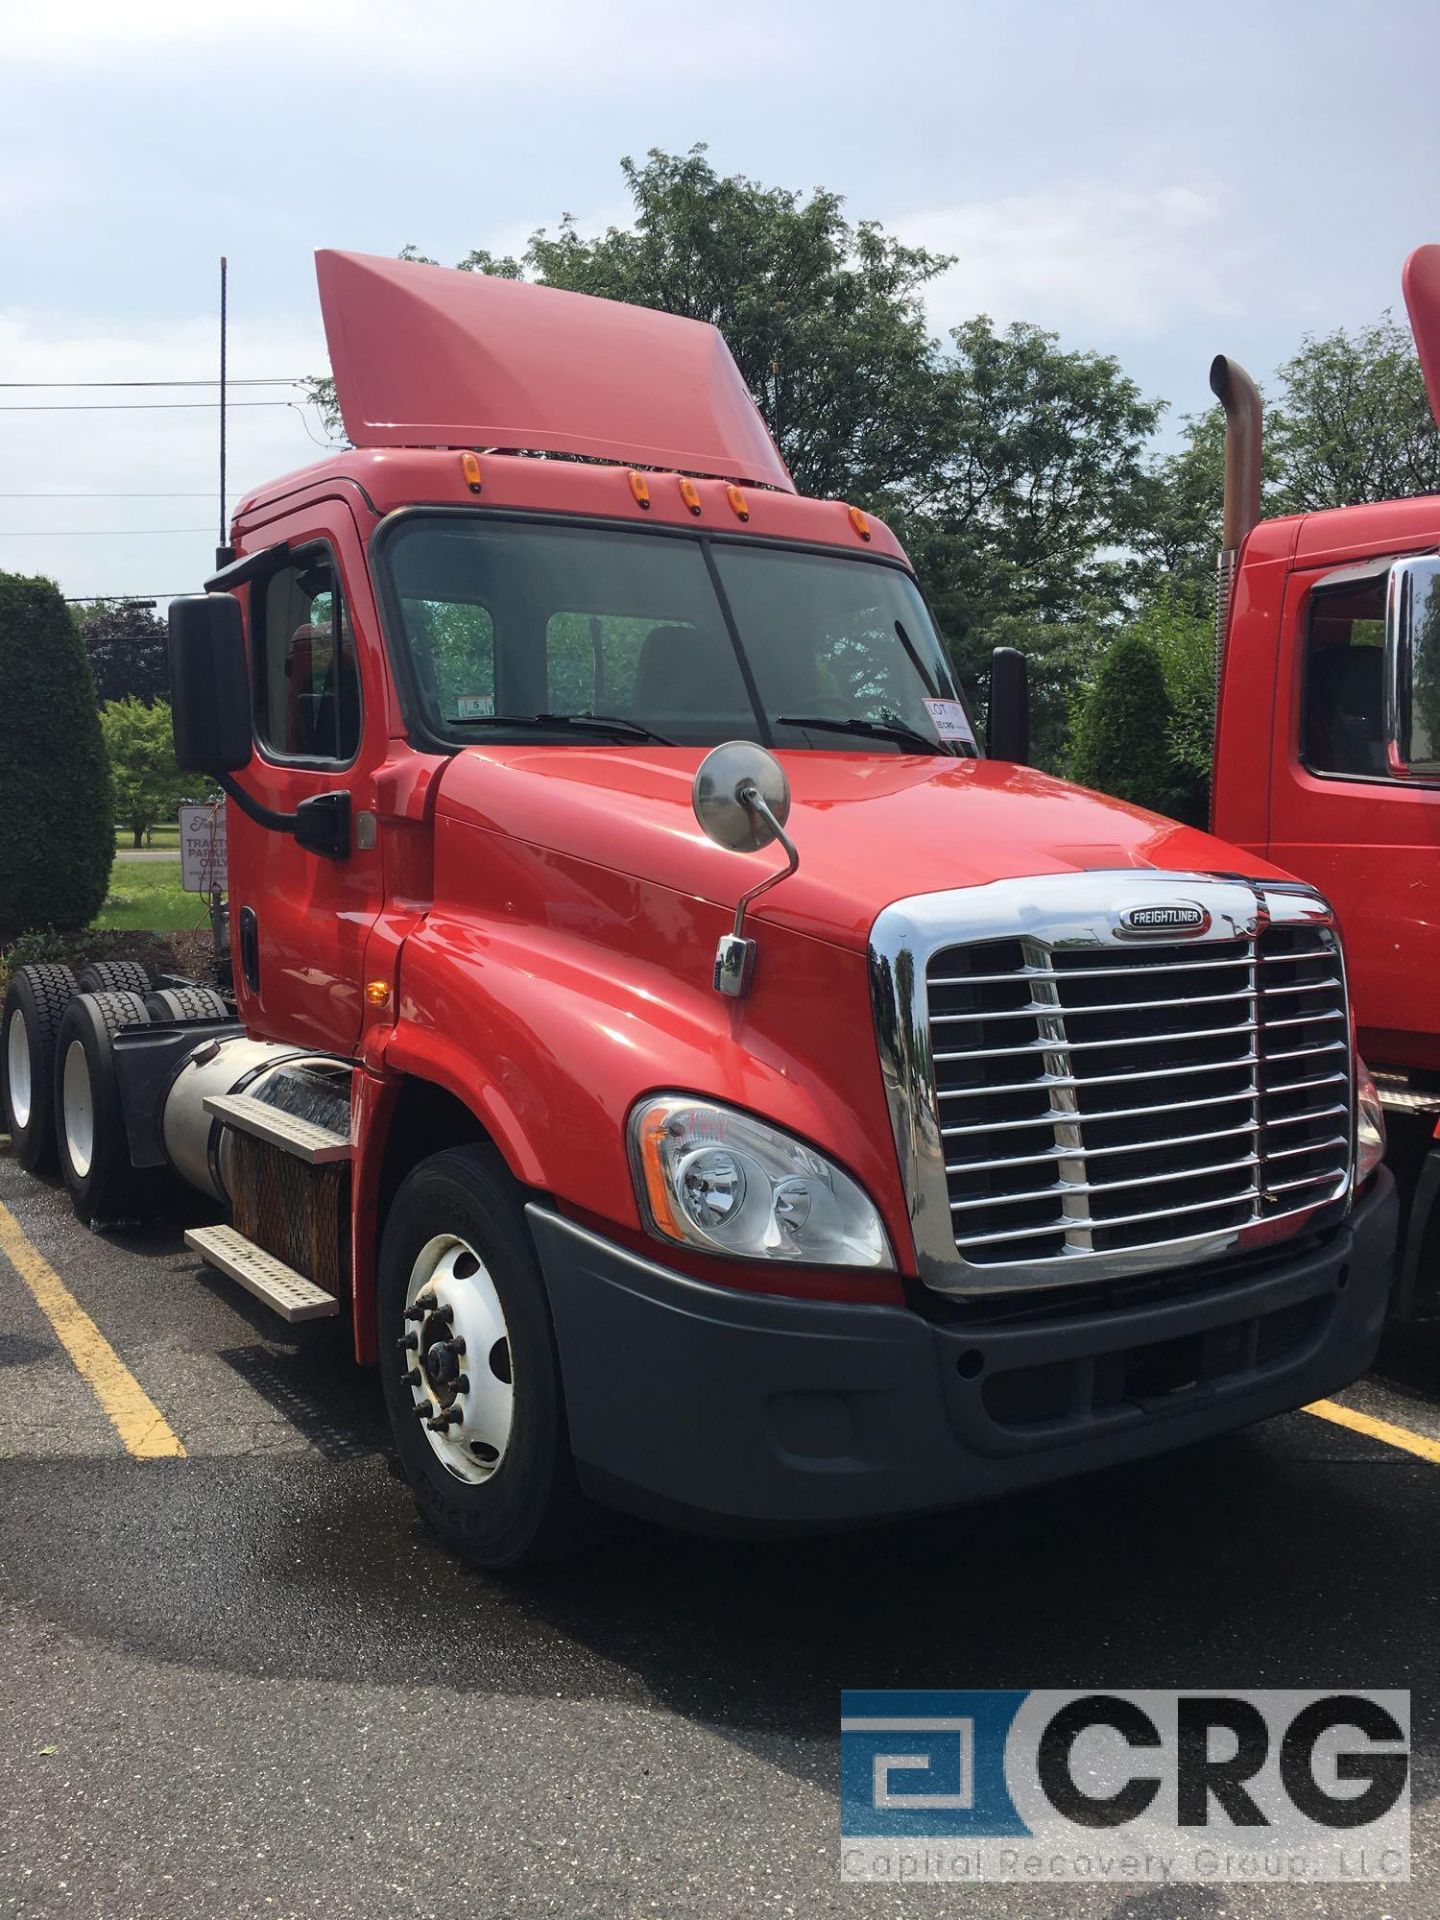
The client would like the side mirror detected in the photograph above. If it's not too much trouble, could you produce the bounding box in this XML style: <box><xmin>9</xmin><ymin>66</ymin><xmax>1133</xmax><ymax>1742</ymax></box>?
<box><xmin>168</xmin><ymin>594</ymin><xmax>251</xmax><ymax>774</ymax></box>
<box><xmin>987</xmin><ymin>646</ymin><xmax>1030</xmax><ymax>764</ymax></box>
<box><xmin>691</xmin><ymin>741</ymin><xmax>799</xmax><ymax>998</ymax></box>
<box><xmin>1385</xmin><ymin>557</ymin><xmax>1440</xmax><ymax>779</ymax></box>
<box><xmin>692</xmin><ymin>740</ymin><xmax>792</xmax><ymax>851</ymax></box>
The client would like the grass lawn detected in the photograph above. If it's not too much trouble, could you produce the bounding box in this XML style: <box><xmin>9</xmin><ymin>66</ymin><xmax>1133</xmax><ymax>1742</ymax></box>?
<box><xmin>96</xmin><ymin>859</ymin><xmax>209</xmax><ymax>933</ymax></box>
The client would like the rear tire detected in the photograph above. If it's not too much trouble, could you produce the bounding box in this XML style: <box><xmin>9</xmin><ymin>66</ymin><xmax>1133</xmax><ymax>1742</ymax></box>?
<box><xmin>76</xmin><ymin>960</ymin><xmax>152</xmax><ymax>998</ymax></box>
<box><xmin>54</xmin><ymin>991</ymin><xmax>152</xmax><ymax>1225</ymax></box>
<box><xmin>144</xmin><ymin>985</ymin><xmax>230</xmax><ymax>1024</ymax></box>
<box><xmin>378</xmin><ymin>1146</ymin><xmax>588</xmax><ymax>1569</ymax></box>
<box><xmin>1</xmin><ymin>964</ymin><xmax>77</xmax><ymax>1171</ymax></box>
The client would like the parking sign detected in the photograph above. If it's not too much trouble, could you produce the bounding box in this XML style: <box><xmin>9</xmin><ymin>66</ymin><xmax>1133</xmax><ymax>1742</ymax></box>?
<box><xmin>179</xmin><ymin>802</ymin><xmax>227</xmax><ymax>894</ymax></box>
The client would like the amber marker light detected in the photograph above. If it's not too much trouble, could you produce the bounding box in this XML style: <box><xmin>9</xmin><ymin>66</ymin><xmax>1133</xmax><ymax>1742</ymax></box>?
<box><xmin>678</xmin><ymin>477</ymin><xmax>703</xmax><ymax>516</ymax></box>
<box><xmin>847</xmin><ymin>505</ymin><xmax>871</xmax><ymax>541</ymax></box>
<box><xmin>628</xmin><ymin>470</ymin><xmax>651</xmax><ymax>509</ymax></box>
<box><xmin>632</xmin><ymin>1101</ymin><xmax>687</xmax><ymax>1240</ymax></box>
<box><xmin>364</xmin><ymin>980</ymin><xmax>392</xmax><ymax>1009</ymax></box>
<box><xmin>725</xmin><ymin>485</ymin><xmax>750</xmax><ymax>522</ymax></box>
<box><xmin>459</xmin><ymin>452</ymin><xmax>483</xmax><ymax>494</ymax></box>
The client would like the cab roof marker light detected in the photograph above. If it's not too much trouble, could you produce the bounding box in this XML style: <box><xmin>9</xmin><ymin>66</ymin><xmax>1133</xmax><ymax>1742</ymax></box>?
<box><xmin>459</xmin><ymin>452</ymin><xmax>482</xmax><ymax>493</ymax></box>
<box><xmin>847</xmin><ymin>505</ymin><xmax>871</xmax><ymax>541</ymax></box>
<box><xmin>679</xmin><ymin>477</ymin><xmax>703</xmax><ymax>516</ymax></box>
<box><xmin>628</xmin><ymin>470</ymin><xmax>651</xmax><ymax>510</ymax></box>
<box><xmin>726</xmin><ymin>485</ymin><xmax>750</xmax><ymax>522</ymax></box>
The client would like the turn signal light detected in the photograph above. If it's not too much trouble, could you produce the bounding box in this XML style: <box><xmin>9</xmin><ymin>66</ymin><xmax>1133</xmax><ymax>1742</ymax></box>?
<box><xmin>459</xmin><ymin>452</ymin><xmax>483</xmax><ymax>493</ymax></box>
<box><xmin>847</xmin><ymin>505</ymin><xmax>871</xmax><ymax>541</ymax></box>
<box><xmin>678</xmin><ymin>477</ymin><xmax>702</xmax><ymax>516</ymax></box>
<box><xmin>725</xmin><ymin>485</ymin><xmax>749</xmax><ymax>522</ymax></box>
<box><xmin>628</xmin><ymin>470</ymin><xmax>651</xmax><ymax>509</ymax></box>
<box><xmin>365</xmin><ymin>980</ymin><xmax>391</xmax><ymax>1008</ymax></box>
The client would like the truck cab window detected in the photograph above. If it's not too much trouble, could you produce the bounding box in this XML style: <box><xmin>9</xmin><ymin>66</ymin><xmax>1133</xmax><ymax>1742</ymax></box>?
<box><xmin>255</xmin><ymin>557</ymin><xmax>361</xmax><ymax>764</ymax></box>
<box><xmin>1303</xmin><ymin>580</ymin><xmax>1387</xmax><ymax>778</ymax></box>
<box><xmin>381</xmin><ymin>517</ymin><xmax>969</xmax><ymax>752</ymax></box>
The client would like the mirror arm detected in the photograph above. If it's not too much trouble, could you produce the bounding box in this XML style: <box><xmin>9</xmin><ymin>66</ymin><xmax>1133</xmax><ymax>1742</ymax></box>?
<box><xmin>729</xmin><ymin>787</ymin><xmax>800</xmax><ymax>940</ymax></box>
<box><xmin>216</xmin><ymin>773</ymin><xmax>298</xmax><ymax>835</ymax></box>
<box><xmin>713</xmin><ymin>785</ymin><xmax>801</xmax><ymax>999</ymax></box>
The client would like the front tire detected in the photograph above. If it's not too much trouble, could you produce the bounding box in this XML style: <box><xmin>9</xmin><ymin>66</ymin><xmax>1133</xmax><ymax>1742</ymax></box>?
<box><xmin>1</xmin><ymin>964</ymin><xmax>76</xmax><ymax>1171</ymax></box>
<box><xmin>54</xmin><ymin>991</ymin><xmax>152</xmax><ymax>1225</ymax></box>
<box><xmin>378</xmin><ymin>1146</ymin><xmax>586</xmax><ymax>1569</ymax></box>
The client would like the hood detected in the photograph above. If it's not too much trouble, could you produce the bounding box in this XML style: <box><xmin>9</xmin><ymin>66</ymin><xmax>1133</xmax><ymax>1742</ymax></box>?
<box><xmin>434</xmin><ymin>747</ymin><xmax>1289</xmax><ymax>951</ymax></box>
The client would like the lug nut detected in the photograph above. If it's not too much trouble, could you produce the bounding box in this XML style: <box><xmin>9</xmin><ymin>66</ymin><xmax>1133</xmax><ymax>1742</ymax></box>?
<box><xmin>401</xmin><ymin>1367</ymin><xmax>422</xmax><ymax>1388</ymax></box>
<box><xmin>455</xmin><ymin>1374</ymin><xmax>470</xmax><ymax>1394</ymax></box>
<box><xmin>448</xmin><ymin>1337</ymin><xmax>467</xmax><ymax>1356</ymax></box>
<box><xmin>412</xmin><ymin>1401</ymin><xmax>433</xmax><ymax>1419</ymax></box>
<box><xmin>426</xmin><ymin>1409</ymin><xmax>462</xmax><ymax>1431</ymax></box>
<box><xmin>397</xmin><ymin>1332</ymin><xmax>418</xmax><ymax>1351</ymax></box>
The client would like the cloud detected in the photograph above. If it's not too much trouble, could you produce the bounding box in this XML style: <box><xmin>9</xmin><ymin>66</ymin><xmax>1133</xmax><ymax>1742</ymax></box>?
<box><xmin>899</xmin><ymin>183</ymin><xmax>1243</xmax><ymax>340</ymax></box>
<box><xmin>6</xmin><ymin>0</ymin><xmax>794</xmax><ymax>83</ymax></box>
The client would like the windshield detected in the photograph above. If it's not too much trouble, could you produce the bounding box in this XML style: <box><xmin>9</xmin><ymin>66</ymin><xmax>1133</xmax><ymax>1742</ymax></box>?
<box><xmin>380</xmin><ymin>516</ymin><xmax>977</xmax><ymax>754</ymax></box>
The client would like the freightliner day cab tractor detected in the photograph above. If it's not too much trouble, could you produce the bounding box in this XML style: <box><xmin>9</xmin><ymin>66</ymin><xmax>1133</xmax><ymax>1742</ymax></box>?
<box><xmin>1209</xmin><ymin>244</ymin><xmax>1440</xmax><ymax>1326</ymax></box>
<box><xmin>0</xmin><ymin>251</ymin><xmax>1397</xmax><ymax>1567</ymax></box>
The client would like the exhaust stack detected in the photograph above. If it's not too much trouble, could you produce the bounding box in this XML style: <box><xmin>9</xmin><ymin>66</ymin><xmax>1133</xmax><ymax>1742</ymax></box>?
<box><xmin>1208</xmin><ymin>354</ymin><xmax>1263</xmax><ymax>660</ymax></box>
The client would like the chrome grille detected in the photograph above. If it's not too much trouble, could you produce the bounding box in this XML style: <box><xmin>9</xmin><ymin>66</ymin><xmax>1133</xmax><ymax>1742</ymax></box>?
<box><xmin>925</xmin><ymin>918</ymin><xmax>1351</xmax><ymax>1273</ymax></box>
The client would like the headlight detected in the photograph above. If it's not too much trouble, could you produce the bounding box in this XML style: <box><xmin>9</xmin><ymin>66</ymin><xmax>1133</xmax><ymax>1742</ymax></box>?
<box><xmin>629</xmin><ymin>1095</ymin><xmax>894</xmax><ymax>1269</ymax></box>
<box><xmin>1356</xmin><ymin>1056</ymin><xmax>1386</xmax><ymax>1186</ymax></box>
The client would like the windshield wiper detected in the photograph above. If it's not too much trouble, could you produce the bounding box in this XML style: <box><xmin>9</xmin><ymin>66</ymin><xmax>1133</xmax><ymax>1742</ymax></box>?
<box><xmin>777</xmin><ymin>713</ymin><xmax>953</xmax><ymax>755</ymax></box>
<box><xmin>450</xmin><ymin>711</ymin><xmax>676</xmax><ymax>745</ymax></box>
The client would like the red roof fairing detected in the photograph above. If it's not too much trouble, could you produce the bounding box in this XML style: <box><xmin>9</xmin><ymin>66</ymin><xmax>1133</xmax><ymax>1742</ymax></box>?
<box><xmin>315</xmin><ymin>249</ymin><xmax>794</xmax><ymax>492</ymax></box>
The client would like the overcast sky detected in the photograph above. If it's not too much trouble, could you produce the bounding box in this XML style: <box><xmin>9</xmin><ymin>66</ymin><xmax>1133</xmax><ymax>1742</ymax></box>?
<box><xmin>2</xmin><ymin>0</ymin><xmax>1436</xmax><ymax>602</ymax></box>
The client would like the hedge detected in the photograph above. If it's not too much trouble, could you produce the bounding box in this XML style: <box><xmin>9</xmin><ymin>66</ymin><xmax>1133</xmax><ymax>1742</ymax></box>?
<box><xmin>0</xmin><ymin>571</ymin><xmax>114</xmax><ymax>945</ymax></box>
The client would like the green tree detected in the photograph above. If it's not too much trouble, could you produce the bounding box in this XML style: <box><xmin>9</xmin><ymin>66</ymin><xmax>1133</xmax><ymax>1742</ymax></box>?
<box><xmin>100</xmin><ymin>698</ymin><xmax>193</xmax><ymax>848</ymax></box>
<box><xmin>0</xmin><ymin>571</ymin><xmax>113</xmax><ymax>944</ymax></box>
<box><xmin>1070</xmin><ymin>629</ymin><xmax>1180</xmax><ymax>818</ymax></box>
<box><xmin>1270</xmin><ymin>314</ymin><xmax>1440</xmax><ymax>512</ymax></box>
<box><xmin>903</xmin><ymin>318</ymin><xmax>1163</xmax><ymax>738</ymax></box>
<box><xmin>1128</xmin><ymin>585</ymin><xmax>1215</xmax><ymax>824</ymax></box>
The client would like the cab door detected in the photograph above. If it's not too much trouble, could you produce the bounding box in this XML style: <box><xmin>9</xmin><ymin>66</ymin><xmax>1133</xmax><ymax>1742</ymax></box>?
<box><xmin>1266</xmin><ymin>561</ymin><xmax>1440</xmax><ymax>1071</ymax></box>
<box><xmin>227</xmin><ymin>502</ymin><xmax>385</xmax><ymax>1056</ymax></box>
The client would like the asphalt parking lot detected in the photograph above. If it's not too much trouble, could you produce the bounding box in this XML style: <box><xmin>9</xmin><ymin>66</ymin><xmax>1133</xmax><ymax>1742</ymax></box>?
<box><xmin>1</xmin><ymin>1145</ymin><xmax>1439</xmax><ymax>1920</ymax></box>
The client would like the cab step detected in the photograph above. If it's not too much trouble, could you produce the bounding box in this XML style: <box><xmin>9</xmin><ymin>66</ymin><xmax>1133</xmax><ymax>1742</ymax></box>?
<box><xmin>203</xmin><ymin>1091</ymin><xmax>352</xmax><ymax>1163</ymax></box>
<box><xmin>185</xmin><ymin>1224</ymin><xmax>339</xmax><ymax>1322</ymax></box>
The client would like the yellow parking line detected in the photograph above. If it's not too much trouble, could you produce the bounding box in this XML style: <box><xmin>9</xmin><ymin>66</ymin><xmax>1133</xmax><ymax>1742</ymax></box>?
<box><xmin>0</xmin><ymin>1199</ymin><xmax>184</xmax><ymax>1459</ymax></box>
<box><xmin>1304</xmin><ymin>1398</ymin><xmax>1440</xmax><ymax>1465</ymax></box>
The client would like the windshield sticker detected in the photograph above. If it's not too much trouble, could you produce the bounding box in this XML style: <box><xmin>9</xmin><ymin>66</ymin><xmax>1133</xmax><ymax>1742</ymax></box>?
<box><xmin>922</xmin><ymin>698</ymin><xmax>977</xmax><ymax>748</ymax></box>
<box><xmin>456</xmin><ymin>693</ymin><xmax>495</xmax><ymax>719</ymax></box>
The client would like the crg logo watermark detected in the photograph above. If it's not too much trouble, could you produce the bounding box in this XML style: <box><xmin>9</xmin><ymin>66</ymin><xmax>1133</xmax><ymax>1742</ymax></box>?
<box><xmin>839</xmin><ymin>1691</ymin><xmax>1408</xmax><ymax>1883</ymax></box>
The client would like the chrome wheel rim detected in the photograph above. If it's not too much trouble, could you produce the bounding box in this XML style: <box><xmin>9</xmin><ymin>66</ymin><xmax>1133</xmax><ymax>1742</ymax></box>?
<box><xmin>62</xmin><ymin>1040</ymin><xmax>94</xmax><ymax>1178</ymax></box>
<box><xmin>6</xmin><ymin>1010</ymin><xmax>31</xmax><ymax>1130</ymax></box>
<box><xmin>402</xmin><ymin>1234</ymin><xmax>514</xmax><ymax>1484</ymax></box>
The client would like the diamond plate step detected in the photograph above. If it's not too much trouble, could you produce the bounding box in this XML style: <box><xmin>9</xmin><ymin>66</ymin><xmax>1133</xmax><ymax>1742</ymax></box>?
<box><xmin>185</xmin><ymin>1224</ymin><xmax>339</xmax><ymax>1322</ymax></box>
<box><xmin>203</xmin><ymin>1092</ymin><xmax>352</xmax><ymax>1163</ymax></box>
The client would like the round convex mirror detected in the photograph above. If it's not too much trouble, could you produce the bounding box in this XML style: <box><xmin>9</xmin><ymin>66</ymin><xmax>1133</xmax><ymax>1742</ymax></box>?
<box><xmin>691</xmin><ymin>741</ymin><xmax>791</xmax><ymax>853</ymax></box>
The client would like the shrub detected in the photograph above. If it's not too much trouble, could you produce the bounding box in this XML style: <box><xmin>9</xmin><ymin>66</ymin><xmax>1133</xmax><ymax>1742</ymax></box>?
<box><xmin>1070</xmin><ymin>629</ymin><xmax>1181</xmax><ymax>818</ymax></box>
<box><xmin>0</xmin><ymin>572</ymin><xmax>114</xmax><ymax>945</ymax></box>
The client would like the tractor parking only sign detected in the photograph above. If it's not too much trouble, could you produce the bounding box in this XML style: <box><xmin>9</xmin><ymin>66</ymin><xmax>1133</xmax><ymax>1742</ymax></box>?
<box><xmin>179</xmin><ymin>803</ymin><xmax>228</xmax><ymax>893</ymax></box>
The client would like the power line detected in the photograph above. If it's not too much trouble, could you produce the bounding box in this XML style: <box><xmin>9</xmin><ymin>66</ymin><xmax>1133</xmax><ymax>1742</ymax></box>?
<box><xmin>0</xmin><ymin>527</ymin><xmax>211</xmax><ymax>537</ymax></box>
<box><xmin>0</xmin><ymin>399</ymin><xmax>301</xmax><ymax>412</ymax></box>
<box><xmin>0</xmin><ymin>377</ymin><xmax>307</xmax><ymax>388</ymax></box>
<box><xmin>65</xmin><ymin>593</ymin><xmax>191</xmax><ymax>602</ymax></box>
<box><xmin>0</xmin><ymin>491</ymin><xmax>215</xmax><ymax>499</ymax></box>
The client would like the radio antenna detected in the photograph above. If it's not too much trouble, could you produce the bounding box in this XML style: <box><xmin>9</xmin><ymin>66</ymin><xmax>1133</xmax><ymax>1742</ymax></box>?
<box><xmin>217</xmin><ymin>256</ymin><xmax>229</xmax><ymax>569</ymax></box>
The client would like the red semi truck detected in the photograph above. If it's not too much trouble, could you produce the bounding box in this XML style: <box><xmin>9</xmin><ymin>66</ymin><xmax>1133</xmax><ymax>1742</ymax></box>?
<box><xmin>0</xmin><ymin>251</ymin><xmax>1396</xmax><ymax>1566</ymax></box>
<box><xmin>1209</xmin><ymin>244</ymin><xmax>1440</xmax><ymax>1325</ymax></box>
